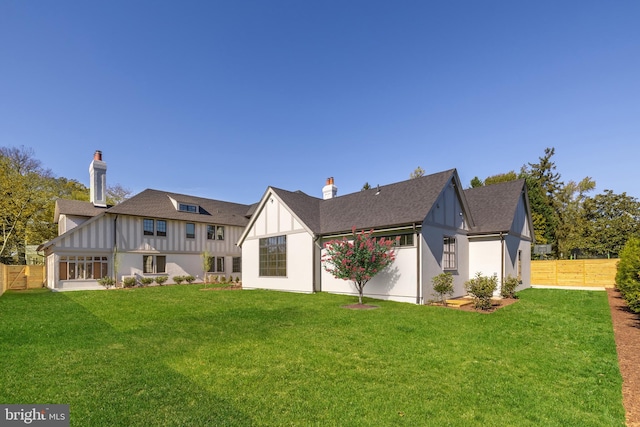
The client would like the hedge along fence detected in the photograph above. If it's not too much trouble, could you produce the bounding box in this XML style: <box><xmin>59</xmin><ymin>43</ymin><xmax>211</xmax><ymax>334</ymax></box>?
<box><xmin>531</xmin><ymin>259</ymin><xmax>618</xmax><ymax>288</ymax></box>
<box><xmin>0</xmin><ymin>264</ymin><xmax>45</xmax><ymax>296</ymax></box>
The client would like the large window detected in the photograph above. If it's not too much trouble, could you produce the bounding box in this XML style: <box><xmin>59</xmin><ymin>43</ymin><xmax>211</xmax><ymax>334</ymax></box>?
<box><xmin>216</xmin><ymin>257</ymin><xmax>225</xmax><ymax>273</ymax></box>
<box><xmin>186</xmin><ymin>223</ymin><xmax>195</xmax><ymax>239</ymax></box>
<box><xmin>443</xmin><ymin>236</ymin><xmax>456</xmax><ymax>270</ymax></box>
<box><xmin>207</xmin><ymin>225</ymin><xmax>225</xmax><ymax>240</ymax></box>
<box><xmin>206</xmin><ymin>256</ymin><xmax>226</xmax><ymax>273</ymax></box>
<box><xmin>143</xmin><ymin>255</ymin><xmax>166</xmax><ymax>274</ymax></box>
<box><xmin>259</xmin><ymin>236</ymin><xmax>287</xmax><ymax>277</ymax></box>
<box><xmin>216</xmin><ymin>226</ymin><xmax>225</xmax><ymax>240</ymax></box>
<box><xmin>59</xmin><ymin>256</ymin><xmax>108</xmax><ymax>280</ymax></box>
<box><xmin>156</xmin><ymin>220</ymin><xmax>167</xmax><ymax>237</ymax></box>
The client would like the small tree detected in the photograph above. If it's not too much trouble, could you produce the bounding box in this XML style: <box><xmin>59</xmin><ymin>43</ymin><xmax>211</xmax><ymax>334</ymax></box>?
<box><xmin>432</xmin><ymin>272</ymin><xmax>454</xmax><ymax>306</ymax></box>
<box><xmin>323</xmin><ymin>227</ymin><xmax>397</xmax><ymax>305</ymax></box>
<box><xmin>202</xmin><ymin>250</ymin><xmax>212</xmax><ymax>287</ymax></box>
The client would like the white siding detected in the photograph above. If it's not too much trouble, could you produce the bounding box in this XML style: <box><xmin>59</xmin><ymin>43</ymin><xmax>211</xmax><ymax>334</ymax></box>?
<box><xmin>320</xmin><ymin>244</ymin><xmax>419</xmax><ymax>304</ymax></box>
<box><xmin>241</xmin><ymin>192</ymin><xmax>315</xmax><ymax>293</ymax></box>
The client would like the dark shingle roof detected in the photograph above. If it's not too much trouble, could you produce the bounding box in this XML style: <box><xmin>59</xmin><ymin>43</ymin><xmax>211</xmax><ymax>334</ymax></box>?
<box><xmin>319</xmin><ymin>169</ymin><xmax>456</xmax><ymax>234</ymax></box>
<box><xmin>106</xmin><ymin>189</ymin><xmax>252</xmax><ymax>227</ymax></box>
<box><xmin>271</xmin><ymin>188</ymin><xmax>322</xmax><ymax>232</ymax></box>
<box><xmin>464</xmin><ymin>179</ymin><xmax>526</xmax><ymax>234</ymax></box>
<box><xmin>54</xmin><ymin>199</ymin><xmax>109</xmax><ymax>223</ymax></box>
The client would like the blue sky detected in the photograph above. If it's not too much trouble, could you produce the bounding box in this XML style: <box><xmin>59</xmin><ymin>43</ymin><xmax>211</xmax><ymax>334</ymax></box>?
<box><xmin>1</xmin><ymin>1</ymin><xmax>639</xmax><ymax>205</ymax></box>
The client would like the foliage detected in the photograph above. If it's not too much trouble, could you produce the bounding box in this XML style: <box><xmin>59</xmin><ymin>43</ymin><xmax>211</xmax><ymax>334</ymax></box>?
<box><xmin>484</xmin><ymin>171</ymin><xmax>517</xmax><ymax>186</ymax></box>
<box><xmin>616</xmin><ymin>237</ymin><xmax>640</xmax><ymax>313</ymax></box>
<box><xmin>500</xmin><ymin>275</ymin><xmax>519</xmax><ymax>299</ymax></box>
<box><xmin>361</xmin><ymin>182</ymin><xmax>371</xmax><ymax>191</ymax></box>
<box><xmin>154</xmin><ymin>276</ymin><xmax>168</xmax><ymax>286</ymax></box>
<box><xmin>173</xmin><ymin>276</ymin><xmax>185</xmax><ymax>285</ymax></box>
<box><xmin>201</xmin><ymin>251</ymin><xmax>213</xmax><ymax>287</ymax></box>
<box><xmin>323</xmin><ymin>227</ymin><xmax>396</xmax><ymax>304</ymax></box>
<box><xmin>140</xmin><ymin>277</ymin><xmax>155</xmax><ymax>286</ymax></box>
<box><xmin>409</xmin><ymin>166</ymin><xmax>425</xmax><ymax>179</ymax></box>
<box><xmin>123</xmin><ymin>277</ymin><xmax>137</xmax><ymax>288</ymax></box>
<box><xmin>555</xmin><ymin>177</ymin><xmax>596</xmax><ymax>258</ymax></box>
<box><xmin>431</xmin><ymin>272</ymin><xmax>454</xmax><ymax>306</ymax></box>
<box><xmin>469</xmin><ymin>176</ymin><xmax>483</xmax><ymax>188</ymax></box>
<box><xmin>465</xmin><ymin>273</ymin><xmax>498</xmax><ymax>310</ymax></box>
<box><xmin>184</xmin><ymin>275</ymin><xmax>196</xmax><ymax>284</ymax></box>
<box><xmin>235</xmin><ymin>276</ymin><xmax>240</xmax><ymax>283</ymax></box>
<box><xmin>97</xmin><ymin>276</ymin><xmax>115</xmax><ymax>288</ymax></box>
<box><xmin>0</xmin><ymin>288</ymin><xmax>625</xmax><ymax>426</ymax></box>
<box><xmin>106</xmin><ymin>183</ymin><xmax>132</xmax><ymax>205</ymax></box>
<box><xmin>582</xmin><ymin>190</ymin><xmax>640</xmax><ymax>258</ymax></box>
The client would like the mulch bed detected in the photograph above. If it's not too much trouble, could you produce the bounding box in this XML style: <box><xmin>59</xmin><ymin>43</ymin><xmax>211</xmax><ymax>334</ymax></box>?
<box><xmin>607</xmin><ymin>288</ymin><xmax>640</xmax><ymax>427</ymax></box>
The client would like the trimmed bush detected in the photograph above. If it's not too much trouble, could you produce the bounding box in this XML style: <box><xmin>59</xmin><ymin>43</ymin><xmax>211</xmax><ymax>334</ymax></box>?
<box><xmin>432</xmin><ymin>272</ymin><xmax>454</xmax><ymax>306</ymax></box>
<box><xmin>501</xmin><ymin>275</ymin><xmax>519</xmax><ymax>299</ymax></box>
<box><xmin>173</xmin><ymin>276</ymin><xmax>185</xmax><ymax>285</ymax></box>
<box><xmin>184</xmin><ymin>275</ymin><xmax>196</xmax><ymax>284</ymax></box>
<box><xmin>97</xmin><ymin>277</ymin><xmax>115</xmax><ymax>288</ymax></box>
<box><xmin>465</xmin><ymin>273</ymin><xmax>498</xmax><ymax>310</ymax></box>
<box><xmin>616</xmin><ymin>237</ymin><xmax>640</xmax><ymax>313</ymax></box>
<box><xmin>155</xmin><ymin>276</ymin><xmax>168</xmax><ymax>286</ymax></box>
<box><xmin>140</xmin><ymin>277</ymin><xmax>155</xmax><ymax>286</ymax></box>
<box><xmin>123</xmin><ymin>277</ymin><xmax>137</xmax><ymax>288</ymax></box>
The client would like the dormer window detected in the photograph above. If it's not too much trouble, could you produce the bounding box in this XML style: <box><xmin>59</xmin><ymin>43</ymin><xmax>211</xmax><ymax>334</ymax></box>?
<box><xmin>179</xmin><ymin>203</ymin><xmax>198</xmax><ymax>213</ymax></box>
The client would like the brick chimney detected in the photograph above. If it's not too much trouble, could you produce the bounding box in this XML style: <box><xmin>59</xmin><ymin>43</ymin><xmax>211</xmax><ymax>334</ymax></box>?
<box><xmin>89</xmin><ymin>150</ymin><xmax>107</xmax><ymax>207</ymax></box>
<box><xmin>322</xmin><ymin>177</ymin><xmax>337</xmax><ymax>200</ymax></box>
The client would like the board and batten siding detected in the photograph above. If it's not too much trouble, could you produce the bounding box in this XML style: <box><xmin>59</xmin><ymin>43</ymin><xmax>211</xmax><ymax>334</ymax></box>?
<box><xmin>242</xmin><ymin>191</ymin><xmax>315</xmax><ymax>293</ymax></box>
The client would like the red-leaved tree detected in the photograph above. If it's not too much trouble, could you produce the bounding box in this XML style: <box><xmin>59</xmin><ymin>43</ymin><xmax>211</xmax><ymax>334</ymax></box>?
<box><xmin>322</xmin><ymin>227</ymin><xmax>397</xmax><ymax>305</ymax></box>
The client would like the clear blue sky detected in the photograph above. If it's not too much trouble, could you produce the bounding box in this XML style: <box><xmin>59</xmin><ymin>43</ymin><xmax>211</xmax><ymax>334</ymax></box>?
<box><xmin>1</xmin><ymin>1</ymin><xmax>639</xmax><ymax>205</ymax></box>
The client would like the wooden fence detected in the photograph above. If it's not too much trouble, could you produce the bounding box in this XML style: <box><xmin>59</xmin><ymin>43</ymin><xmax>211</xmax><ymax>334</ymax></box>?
<box><xmin>531</xmin><ymin>259</ymin><xmax>618</xmax><ymax>288</ymax></box>
<box><xmin>0</xmin><ymin>264</ymin><xmax>45</xmax><ymax>296</ymax></box>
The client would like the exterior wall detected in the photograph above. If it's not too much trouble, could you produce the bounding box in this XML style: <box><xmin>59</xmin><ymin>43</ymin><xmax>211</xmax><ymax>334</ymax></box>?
<box><xmin>58</xmin><ymin>214</ymin><xmax>90</xmax><ymax>235</ymax></box>
<box><xmin>241</xmin><ymin>192</ymin><xmax>315</xmax><ymax>292</ymax></box>
<box><xmin>504</xmin><ymin>234</ymin><xmax>531</xmax><ymax>291</ymax></box>
<box><xmin>468</xmin><ymin>237</ymin><xmax>503</xmax><ymax>296</ymax></box>
<box><xmin>421</xmin><ymin>181</ymin><xmax>470</xmax><ymax>301</ymax></box>
<box><xmin>45</xmin><ymin>212</ymin><xmax>244</xmax><ymax>288</ymax></box>
<box><xmin>320</xmin><ymin>240</ymin><xmax>419</xmax><ymax>304</ymax></box>
<box><xmin>422</xmin><ymin>224</ymin><xmax>469</xmax><ymax>300</ymax></box>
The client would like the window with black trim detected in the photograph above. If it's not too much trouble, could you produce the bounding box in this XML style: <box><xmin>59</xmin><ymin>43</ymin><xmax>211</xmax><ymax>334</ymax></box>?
<box><xmin>443</xmin><ymin>236</ymin><xmax>456</xmax><ymax>270</ymax></box>
<box><xmin>143</xmin><ymin>219</ymin><xmax>154</xmax><ymax>236</ymax></box>
<box><xmin>232</xmin><ymin>257</ymin><xmax>241</xmax><ymax>273</ymax></box>
<box><xmin>216</xmin><ymin>226</ymin><xmax>225</xmax><ymax>240</ymax></box>
<box><xmin>143</xmin><ymin>255</ymin><xmax>166</xmax><ymax>274</ymax></box>
<box><xmin>156</xmin><ymin>220</ymin><xmax>167</xmax><ymax>237</ymax></box>
<box><xmin>186</xmin><ymin>223</ymin><xmax>195</xmax><ymax>239</ymax></box>
<box><xmin>179</xmin><ymin>203</ymin><xmax>197</xmax><ymax>213</ymax></box>
<box><xmin>207</xmin><ymin>225</ymin><xmax>216</xmax><ymax>240</ymax></box>
<box><xmin>259</xmin><ymin>236</ymin><xmax>286</xmax><ymax>276</ymax></box>
<box><xmin>59</xmin><ymin>256</ymin><xmax>108</xmax><ymax>280</ymax></box>
<box><xmin>216</xmin><ymin>257</ymin><xmax>225</xmax><ymax>272</ymax></box>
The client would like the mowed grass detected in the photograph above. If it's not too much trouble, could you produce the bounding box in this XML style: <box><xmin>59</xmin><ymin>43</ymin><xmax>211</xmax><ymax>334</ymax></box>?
<box><xmin>0</xmin><ymin>286</ymin><xmax>624</xmax><ymax>426</ymax></box>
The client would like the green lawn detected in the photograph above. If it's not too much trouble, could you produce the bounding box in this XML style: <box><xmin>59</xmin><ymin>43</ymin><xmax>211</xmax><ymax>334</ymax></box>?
<box><xmin>0</xmin><ymin>286</ymin><xmax>625</xmax><ymax>426</ymax></box>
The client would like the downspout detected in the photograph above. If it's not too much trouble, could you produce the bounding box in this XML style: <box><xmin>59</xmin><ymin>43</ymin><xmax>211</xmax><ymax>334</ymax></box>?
<box><xmin>113</xmin><ymin>215</ymin><xmax>118</xmax><ymax>282</ymax></box>
<box><xmin>414</xmin><ymin>223</ymin><xmax>421</xmax><ymax>305</ymax></box>
<box><xmin>500</xmin><ymin>232</ymin><xmax>505</xmax><ymax>293</ymax></box>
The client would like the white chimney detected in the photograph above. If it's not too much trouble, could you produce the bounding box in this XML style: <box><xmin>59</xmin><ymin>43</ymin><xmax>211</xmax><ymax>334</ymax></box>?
<box><xmin>322</xmin><ymin>177</ymin><xmax>337</xmax><ymax>200</ymax></box>
<box><xmin>89</xmin><ymin>150</ymin><xmax>107</xmax><ymax>207</ymax></box>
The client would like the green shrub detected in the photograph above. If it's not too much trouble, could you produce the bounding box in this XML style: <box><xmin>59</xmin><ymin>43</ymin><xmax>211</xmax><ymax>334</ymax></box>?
<box><xmin>220</xmin><ymin>276</ymin><xmax>227</xmax><ymax>284</ymax></box>
<box><xmin>616</xmin><ymin>237</ymin><xmax>640</xmax><ymax>313</ymax></box>
<box><xmin>501</xmin><ymin>275</ymin><xmax>519</xmax><ymax>299</ymax></box>
<box><xmin>235</xmin><ymin>276</ymin><xmax>240</xmax><ymax>283</ymax></box>
<box><xmin>123</xmin><ymin>277</ymin><xmax>137</xmax><ymax>288</ymax></box>
<box><xmin>173</xmin><ymin>276</ymin><xmax>185</xmax><ymax>285</ymax></box>
<box><xmin>140</xmin><ymin>277</ymin><xmax>155</xmax><ymax>286</ymax></box>
<box><xmin>184</xmin><ymin>275</ymin><xmax>196</xmax><ymax>284</ymax></box>
<box><xmin>97</xmin><ymin>276</ymin><xmax>115</xmax><ymax>288</ymax></box>
<box><xmin>155</xmin><ymin>276</ymin><xmax>168</xmax><ymax>286</ymax></box>
<box><xmin>432</xmin><ymin>272</ymin><xmax>454</xmax><ymax>306</ymax></box>
<box><xmin>465</xmin><ymin>273</ymin><xmax>498</xmax><ymax>310</ymax></box>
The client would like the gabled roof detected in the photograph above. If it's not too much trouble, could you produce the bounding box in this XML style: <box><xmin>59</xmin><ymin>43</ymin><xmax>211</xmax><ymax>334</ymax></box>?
<box><xmin>319</xmin><ymin>169</ymin><xmax>460</xmax><ymax>234</ymax></box>
<box><xmin>239</xmin><ymin>169</ymin><xmax>475</xmax><ymax>245</ymax></box>
<box><xmin>464</xmin><ymin>179</ymin><xmax>528</xmax><ymax>234</ymax></box>
<box><xmin>54</xmin><ymin>199</ymin><xmax>110</xmax><ymax>223</ymax></box>
<box><xmin>107</xmin><ymin>189</ymin><xmax>251</xmax><ymax>227</ymax></box>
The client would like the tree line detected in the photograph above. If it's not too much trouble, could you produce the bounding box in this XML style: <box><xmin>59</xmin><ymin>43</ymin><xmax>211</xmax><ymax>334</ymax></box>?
<box><xmin>469</xmin><ymin>147</ymin><xmax>639</xmax><ymax>259</ymax></box>
<box><xmin>0</xmin><ymin>146</ymin><xmax>130</xmax><ymax>264</ymax></box>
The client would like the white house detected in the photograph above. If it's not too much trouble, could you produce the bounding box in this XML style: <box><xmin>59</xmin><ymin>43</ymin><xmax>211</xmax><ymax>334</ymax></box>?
<box><xmin>38</xmin><ymin>151</ymin><xmax>251</xmax><ymax>291</ymax></box>
<box><xmin>238</xmin><ymin>170</ymin><xmax>533</xmax><ymax>304</ymax></box>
